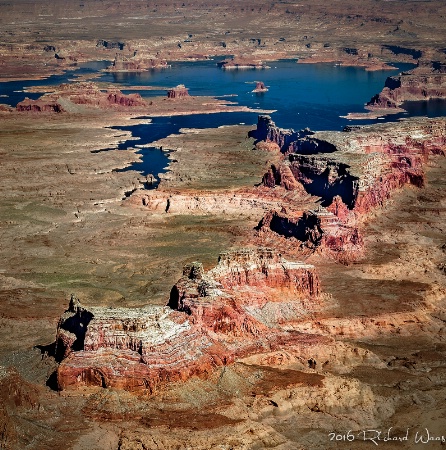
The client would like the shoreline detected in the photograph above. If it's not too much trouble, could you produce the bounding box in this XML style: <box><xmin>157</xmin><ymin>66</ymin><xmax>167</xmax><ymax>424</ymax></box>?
<box><xmin>297</xmin><ymin>57</ymin><xmax>396</xmax><ymax>72</ymax></box>
<box><xmin>0</xmin><ymin>53</ymin><xmax>407</xmax><ymax>84</ymax></box>
<box><xmin>341</xmin><ymin>107</ymin><xmax>406</xmax><ymax>120</ymax></box>
<box><xmin>141</xmin><ymin>105</ymin><xmax>276</xmax><ymax>118</ymax></box>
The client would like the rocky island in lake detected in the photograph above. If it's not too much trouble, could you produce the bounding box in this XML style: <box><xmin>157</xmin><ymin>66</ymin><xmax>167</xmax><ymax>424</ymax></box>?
<box><xmin>1</xmin><ymin>1</ymin><xmax>446</xmax><ymax>449</ymax></box>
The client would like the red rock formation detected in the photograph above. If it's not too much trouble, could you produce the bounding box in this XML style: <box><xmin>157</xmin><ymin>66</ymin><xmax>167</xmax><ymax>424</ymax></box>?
<box><xmin>367</xmin><ymin>61</ymin><xmax>446</xmax><ymax>110</ymax></box>
<box><xmin>327</xmin><ymin>195</ymin><xmax>351</xmax><ymax>222</ymax></box>
<box><xmin>55</xmin><ymin>249</ymin><xmax>323</xmax><ymax>391</ymax></box>
<box><xmin>105</xmin><ymin>90</ymin><xmax>146</xmax><ymax>107</ymax></box>
<box><xmin>106</xmin><ymin>53</ymin><xmax>168</xmax><ymax>72</ymax></box>
<box><xmin>257</xmin><ymin>208</ymin><xmax>363</xmax><ymax>261</ymax></box>
<box><xmin>16</xmin><ymin>82</ymin><xmax>147</xmax><ymax>112</ymax></box>
<box><xmin>133</xmin><ymin>188</ymin><xmax>304</xmax><ymax>215</ymax></box>
<box><xmin>16</xmin><ymin>97</ymin><xmax>65</xmax><ymax>112</ymax></box>
<box><xmin>252</xmin><ymin>81</ymin><xmax>268</xmax><ymax>92</ymax></box>
<box><xmin>253</xmin><ymin>115</ymin><xmax>446</xmax><ymax>212</ymax></box>
<box><xmin>252</xmin><ymin>116</ymin><xmax>446</xmax><ymax>261</ymax></box>
<box><xmin>263</xmin><ymin>163</ymin><xmax>308</xmax><ymax>191</ymax></box>
<box><xmin>248</xmin><ymin>115</ymin><xmax>318</xmax><ymax>153</ymax></box>
<box><xmin>167</xmin><ymin>84</ymin><xmax>189</xmax><ymax>99</ymax></box>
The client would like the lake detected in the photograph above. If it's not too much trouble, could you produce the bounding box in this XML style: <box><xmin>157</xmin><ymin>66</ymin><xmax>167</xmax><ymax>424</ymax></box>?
<box><xmin>100</xmin><ymin>58</ymin><xmax>418</xmax><ymax>130</ymax></box>
<box><xmin>2</xmin><ymin>58</ymin><xmax>445</xmax><ymax>183</ymax></box>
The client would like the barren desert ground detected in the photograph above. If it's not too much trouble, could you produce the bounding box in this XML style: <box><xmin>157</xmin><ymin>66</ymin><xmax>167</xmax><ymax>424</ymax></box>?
<box><xmin>1</xmin><ymin>1</ymin><xmax>446</xmax><ymax>449</ymax></box>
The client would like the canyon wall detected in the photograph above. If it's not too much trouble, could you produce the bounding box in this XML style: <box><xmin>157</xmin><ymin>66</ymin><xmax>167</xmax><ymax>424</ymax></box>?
<box><xmin>251</xmin><ymin>115</ymin><xmax>446</xmax><ymax>260</ymax></box>
<box><xmin>366</xmin><ymin>61</ymin><xmax>446</xmax><ymax>109</ymax></box>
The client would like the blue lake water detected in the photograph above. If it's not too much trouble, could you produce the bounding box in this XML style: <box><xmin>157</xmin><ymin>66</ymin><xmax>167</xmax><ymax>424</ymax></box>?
<box><xmin>112</xmin><ymin>112</ymin><xmax>264</xmax><ymax>179</ymax></box>
<box><xmin>100</xmin><ymin>59</ymin><xmax>419</xmax><ymax>130</ymax></box>
<box><xmin>2</xmin><ymin>58</ymin><xmax>446</xmax><ymax>185</ymax></box>
<box><xmin>96</xmin><ymin>59</ymin><xmax>419</xmax><ymax>182</ymax></box>
<box><xmin>0</xmin><ymin>60</ymin><xmax>109</xmax><ymax>106</ymax></box>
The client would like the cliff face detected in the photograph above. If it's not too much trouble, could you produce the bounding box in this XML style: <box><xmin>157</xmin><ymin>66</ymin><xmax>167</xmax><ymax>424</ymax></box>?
<box><xmin>251</xmin><ymin>116</ymin><xmax>446</xmax><ymax>261</ymax></box>
<box><xmin>55</xmin><ymin>249</ymin><xmax>323</xmax><ymax>391</ymax></box>
<box><xmin>366</xmin><ymin>62</ymin><xmax>446</xmax><ymax>109</ymax></box>
<box><xmin>167</xmin><ymin>84</ymin><xmax>189</xmax><ymax>99</ymax></box>
<box><xmin>248</xmin><ymin>115</ymin><xmax>315</xmax><ymax>153</ymax></box>
<box><xmin>257</xmin><ymin>208</ymin><xmax>363</xmax><ymax>262</ymax></box>
<box><xmin>287</xmin><ymin>155</ymin><xmax>360</xmax><ymax>208</ymax></box>
<box><xmin>16</xmin><ymin>98</ymin><xmax>65</xmax><ymax>112</ymax></box>
<box><xmin>254</xmin><ymin>116</ymin><xmax>446</xmax><ymax>211</ymax></box>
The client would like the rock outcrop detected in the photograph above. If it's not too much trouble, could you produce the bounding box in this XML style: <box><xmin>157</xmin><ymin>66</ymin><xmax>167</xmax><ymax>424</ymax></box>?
<box><xmin>253</xmin><ymin>115</ymin><xmax>446</xmax><ymax>211</ymax></box>
<box><xmin>217</xmin><ymin>57</ymin><xmax>270</xmax><ymax>70</ymax></box>
<box><xmin>96</xmin><ymin>39</ymin><xmax>125</xmax><ymax>50</ymax></box>
<box><xmin>134</xmin><ymin>189</ymin><xmax>296</xmax><ymax>215</ymax></box>
<box><xmin>252</xmin><ymin>81</ymin><xmax>268</xmax><ymax>93</ymax></box>
<box><xmin>251</xmin><ymin>115</ymin><xmax>446</xmax><ymax>261</ymax></box>
<box><xmin>248</xmin><ymin>115</ymin><xmax>326</xmax><ymax>154</ymax></box>
<box><xmin>366</xmin><ymin>61</ymin><xmax>446</xmax><ymax>110</ymax></box>
<box><xmin>105</xmin><ymin>53</ymin><xmax>168</xmax><ymax>72</ymax></box>
<box><xmin>167</xmin><ymin>84</ymin><xmax>189</xmax><ymax>99</ymax></box>
<box><xmin>55</xmin><ymin>249</ymin><xmax>323</xmax><ymax>391</ymax></box>
<box><xmin>16</xmin><ymin>82</ymin><xmax>147</xmax><ymax>112</ymax></box>
<box><xmin>257</xmin><ymin>207</ymin><xmax>363</xmax><ymax>261</ymax></box>
<box><xmin>16</xmin><ymin>97</ymin><xmax>65</xmax><ymax>112</ymax></box>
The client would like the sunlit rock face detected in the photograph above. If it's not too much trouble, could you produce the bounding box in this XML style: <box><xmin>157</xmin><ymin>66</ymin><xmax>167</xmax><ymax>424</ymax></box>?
<box><xmin>367</xmin><ymin>62</ymin><xmax>446</xmax><ymax>109</ymax></box>
<box><xmin>252</xmin><ymin>116</ymin><xmax>446</xmax><ymax>261</ymax></box>
<box><xmin>56</xmin><ymin>249</ymin><xmax>323</xmax><ymax>392</ymax></box>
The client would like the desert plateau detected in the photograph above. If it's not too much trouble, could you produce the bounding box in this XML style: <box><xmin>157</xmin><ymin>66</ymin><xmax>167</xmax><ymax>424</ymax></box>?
<box><xmin>1</xmin><ymin>1</ymin><xmax>446</xmax><ymax>449</ymax></box>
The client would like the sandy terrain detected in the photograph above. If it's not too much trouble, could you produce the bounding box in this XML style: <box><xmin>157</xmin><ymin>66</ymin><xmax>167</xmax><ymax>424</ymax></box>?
<box><xmin>1</xmin><ymin>1</ymin><xmax>446</xmax><ymax>449</ymax></box>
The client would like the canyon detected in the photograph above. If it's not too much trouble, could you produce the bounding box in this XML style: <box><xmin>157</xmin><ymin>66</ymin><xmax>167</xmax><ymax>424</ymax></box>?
<box><xmin>1</xmin><ymin>1</ymin><xmax>446</xmax><ymax>449</ymax></box>
<box><xmin>1</xmin><ymin>106</ymin><xmax>445</xmax><ymax>449</ymax></box>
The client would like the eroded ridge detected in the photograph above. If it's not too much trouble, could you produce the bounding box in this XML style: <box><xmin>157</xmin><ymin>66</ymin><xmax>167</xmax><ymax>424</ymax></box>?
<box><xmin>16</xmin><ymin>82</ymin><xmax>148</xmax><ymax>113</ymax></box>
<box><xmin>55</xmin><ymin>248</ymin><xmax>325</xmax><ymax>392</ymax></box>
<box><xmin>366</xmin><ymin>61</ymin><xmax>446</xmax><ymax>111</ymax></box>
<box><xmin>253</xmin><ymin>115</ymin><xmax>446</xmax><ymax>261</ymax></box>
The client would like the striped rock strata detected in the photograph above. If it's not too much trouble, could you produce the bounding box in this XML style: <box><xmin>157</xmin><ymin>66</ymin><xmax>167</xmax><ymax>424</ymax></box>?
<box><xmin>252</xmin><ymin>116</ymin><xmax>446</xmax><ymax>260</ymax></box>
<box><xmin>366</xmin><ymin>61</ymin><xmax>446</xmax><ymax>110</ymax></box>
<box><xmin>55</xmin><ymin>248</ymin><xmax>323</xmax><ymax>391</ymax></box>
<box><xmin>16</xmin><ymin>82</ymin><xmax>147</xmax><ymax>113</ymax></box>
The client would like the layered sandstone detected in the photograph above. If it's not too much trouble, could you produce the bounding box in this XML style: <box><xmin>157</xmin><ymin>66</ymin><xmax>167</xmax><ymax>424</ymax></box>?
<box><xmin>253</xmin><ymin>115</ymin><xmax>446</xmax><ymax>213</ymax></box>
<box><xmin>16</xmin><ymin>98</ymin><xmax>66</xmax><ymax>112</ymax></box>
<box><xmin>2</xmin><ymin>1</ymin><xmax>446</xmax><ymax>448</ymax></box>
<box><xmin>167</xmin><ymin>84</ymin><xmax>189</xmax><ymax>99</ymax></box>
<box><xmin>16</xmin><ymin>82</ymin><xmax>147</xmax><ymax>112</ymax></box>
<box><xmin>366</xmin><ymin>61</ymin><xmax>446</xmax><ymax>110</ymax></box>
<box><xmin>132</xmin><ymin>188</ymin><xmax>308</xmax><ymax>215</ymax></box>
<box><xmin>251</xmin><ymin>115</ymin><xmax>446</xmax><ymax>260</ymax></box>
<box><xmin>257</xmin><ymin>207</ymin><xmax>363</xmax><ymax>262</ymax></box>
<box><xmin>55</xmin><ymin>249</ymin><xmax>323</xmax><ymax>391</ymax></box>
<box><xmin>248</xmin><ymin>115</ymin><xmax>319</xmax><ymax>153</ymax></box>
